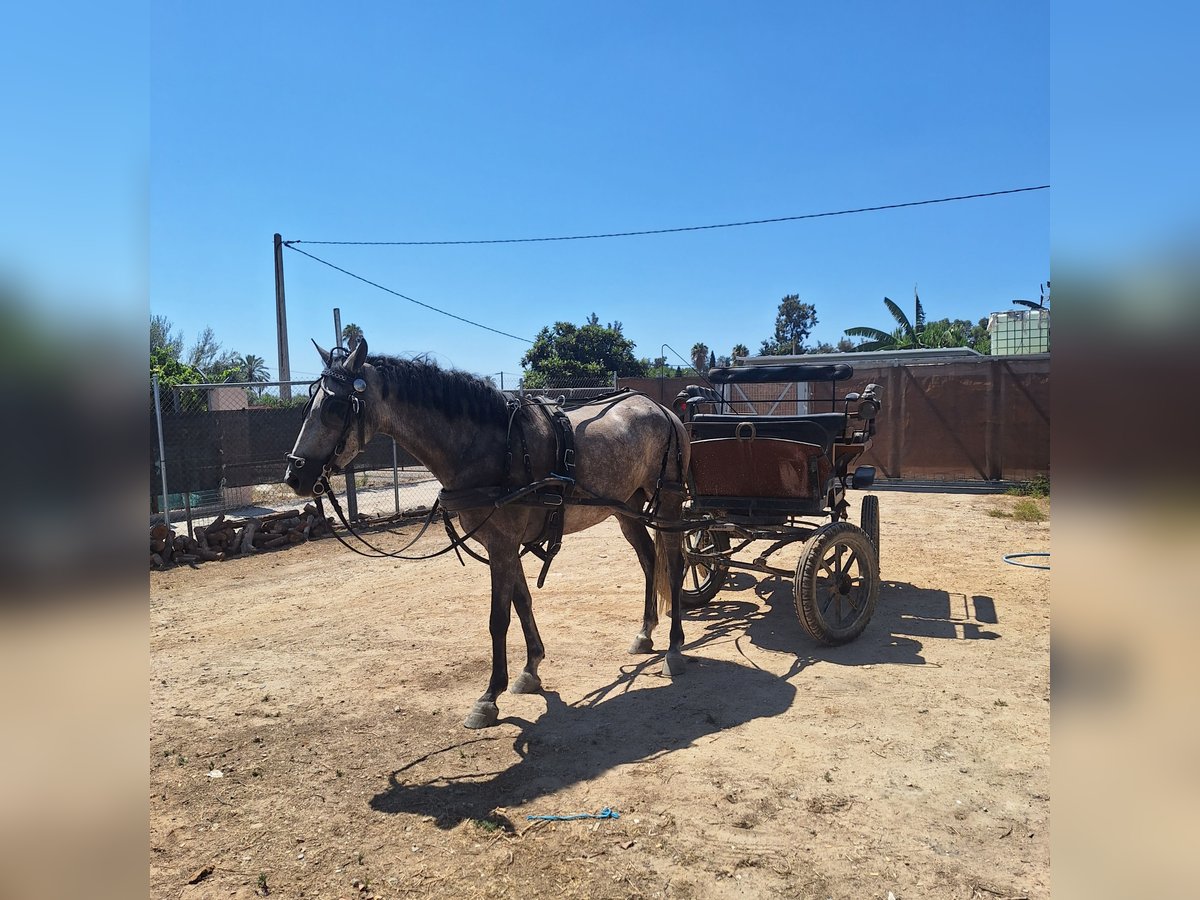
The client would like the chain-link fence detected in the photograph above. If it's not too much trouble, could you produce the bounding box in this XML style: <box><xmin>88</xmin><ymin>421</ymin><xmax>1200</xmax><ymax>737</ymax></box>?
<box><xmin>149</xmin><ymin>373</ymin><xmax>623</xmax><ymax>537</ymax></box>
<box><xmin>150</xmin><ymin>378</ymin><xmax>441</xmax><ymax>536</ymax></box>
<box><xmin>511</xmin><ymin>371</ymin><xmax>619</xmax><ymax>402</ymax></box>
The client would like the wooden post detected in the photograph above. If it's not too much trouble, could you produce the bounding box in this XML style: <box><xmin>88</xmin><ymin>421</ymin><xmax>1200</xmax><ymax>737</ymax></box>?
<box><xmin>274</xmin><ymin>233</ymin><xmax>292</xmax><ymax>401</ymax></box>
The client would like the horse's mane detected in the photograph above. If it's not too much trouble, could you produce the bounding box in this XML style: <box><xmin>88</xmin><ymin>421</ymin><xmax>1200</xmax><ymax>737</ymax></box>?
<box><xmin>366</xmin><ymin>353</ymin><xmax>508</xmax><ymax>425</ymax></box>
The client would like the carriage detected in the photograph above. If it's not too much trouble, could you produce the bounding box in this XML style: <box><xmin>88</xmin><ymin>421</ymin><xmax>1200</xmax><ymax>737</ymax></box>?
<box><xmin>287</xmin><ymin>341</ymin><xmax>885</xmax><ymax>727</ymax></box>
<box><xmin>672</xmin><ymin>363</ymin><xmax>883</xmax><ymax>645</ymax></box>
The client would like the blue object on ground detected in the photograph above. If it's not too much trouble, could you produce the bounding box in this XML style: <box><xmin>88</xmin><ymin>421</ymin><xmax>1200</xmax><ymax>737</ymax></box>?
<box><xmin>526</xmin><ymin>807</ymin><xmax>620</xmax><ymax>821</ymax></box>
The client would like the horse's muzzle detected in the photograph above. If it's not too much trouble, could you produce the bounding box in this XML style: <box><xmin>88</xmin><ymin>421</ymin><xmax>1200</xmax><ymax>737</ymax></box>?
<box><xmin>284</xmin><ymin>464</ymin><xmax>316</xmax><ymax>497</ymax></box>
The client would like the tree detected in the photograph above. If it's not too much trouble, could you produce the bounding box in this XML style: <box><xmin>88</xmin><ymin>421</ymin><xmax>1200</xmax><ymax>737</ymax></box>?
<box><xmin>1014</xmin><ymin>280</ymin><xmax>1050</xmax><ymax>311</ymax></box>
<box><xmin>708</xmin><ymin>350</ymin><xmax>717</xmax><ymax>371</ymax></box>
<box><xmin>844</xmin><ymin>287</ymin><xmax>927</xmax><ymax>352</ymax></box>
<box><xmin>151</xmin><ymin>314</ymin><xmax>183</xmax><ymax>360</ymax></box>
<box><xmin>759</xmin><ymin>295</ymin><xmax>819</xmax><ymax>355</ymax></box>
<box><xmin>731</xmin><ymin>343</ymin><xmax>749</xmax><ymax>361</ymax></box>
<box><xmin>237</xmin><ymin>353</ymin><xmax>270</xmax><ymax>392</ymax></box>
<box><xmin>813</xmin><ymin>341</ymin><xmax>836</xmax><ymax>353</ymax></box>
<box><xmin>185</xmin><ymin>326</ymin><xmax>241</xmax><ymax>378</ymax></box>
<box><xmin>341</xmin><ymin>322</ymin><xmax>364</xmax><ymax>348</ymax></box>
<box><xmin>690</xmin><ymin>342</ymin><xmax>710</xmax><ymax>375</ymax></box>
<box><xmin>521</xmin><ymin>315</ymin><xmax>649</xmax><ymax>387</ymax></box>
<box><xmin>836</xmin><ymin>336</ymin><xmax>856</xmax><ymax>353</ymax></box>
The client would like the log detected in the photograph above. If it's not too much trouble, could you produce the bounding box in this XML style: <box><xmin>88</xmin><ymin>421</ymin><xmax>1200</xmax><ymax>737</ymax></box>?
<box><xmin>260</xmin><ymin>508</ymin><xmax>303</xmax><ymax>524</ymax></box>
<box><xmin>151</xmin><ymin>537</ymin><xmax>168</xmax><ymax>553</ymax></box>
<box><xmin>239</xmin><ymin>520</ymin><xmax>258</xmax><ymax>555</ymax></box>
<box><xmin>151</xmin><ymin>523</ymin><xmax>171</xmax><ymax>542</ymax></box>
<box><xmin>261</xmin><ymin>534</ymin><xmax>288</xmax><ymax>549</ymax></box>
<box><xmin>151</xmin><ymin>552</ymin><xmax>164</xmax><ymax>569</ymax></box>
<box><xmin>287</xmin><ymin>529</ymin><xmax>304</xmax><ymax>544</ymax></box>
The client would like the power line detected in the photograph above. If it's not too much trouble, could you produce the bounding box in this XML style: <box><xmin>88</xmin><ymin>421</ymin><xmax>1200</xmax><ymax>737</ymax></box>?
<box><xmin>283</xmin><ymin>243</ymin><xmax>534</xmax><ymax>343</ymax></box>
<box><xmin>285</xmin><ymin>185</ymin><xmax>1049</xmax><ymax>247</ymax></box>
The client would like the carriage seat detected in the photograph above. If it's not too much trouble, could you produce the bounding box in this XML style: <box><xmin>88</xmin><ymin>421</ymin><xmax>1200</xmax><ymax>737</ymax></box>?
<box><xmin>689</xmin><ymin>412</ymin><xmax>848</xmax><ymax>455</ymax></box>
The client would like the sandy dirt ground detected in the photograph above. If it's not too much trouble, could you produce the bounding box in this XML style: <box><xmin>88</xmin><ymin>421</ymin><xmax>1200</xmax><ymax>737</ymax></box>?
<box><xmin>150</xmin><ymin>491</ymin><xmax>1049</xmax><ymax>899</ymax></box>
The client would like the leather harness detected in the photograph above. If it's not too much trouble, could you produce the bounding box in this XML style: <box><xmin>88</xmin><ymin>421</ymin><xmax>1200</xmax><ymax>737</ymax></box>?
<box><xmin>439</xmin><ymin>389</ymin><xmax>684</xmax><ymax>587</ymax></box>
<box><xmin>294</xmin><ymin>366</ymin><xmax>686</xmax><ymax>584</ymax></box>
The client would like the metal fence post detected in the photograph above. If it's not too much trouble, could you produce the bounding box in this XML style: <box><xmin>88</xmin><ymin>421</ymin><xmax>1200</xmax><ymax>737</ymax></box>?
<box><xmin>152</xmin><ymin>374</ymin><xmax>171</xmax><ymax>530</ymax></box>
<box><xmin>392</xmin><ymin>438</ymin><xmax>400</xmax><ymax>515</ymax></box>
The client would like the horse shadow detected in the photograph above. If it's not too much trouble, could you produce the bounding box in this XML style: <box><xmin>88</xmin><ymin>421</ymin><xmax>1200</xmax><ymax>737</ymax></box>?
<box><xmin>369</xmin><ymin>576</ymin><xmax>998</xmax><ymax>827</ymax></box>
<box><xmin>369</xmin><ymin>655</ymin><xmax>795</xmax><ymax>827</ymax></box>
<box><xmin>683</xmin><ymin>572</ymin><xmax>1001</xmax><ymax>677</ymax></box>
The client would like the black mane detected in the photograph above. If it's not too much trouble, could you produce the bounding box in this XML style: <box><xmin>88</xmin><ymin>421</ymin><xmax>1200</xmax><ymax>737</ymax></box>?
<box><xmin>366</xmin><ymin>354</ymin><xmax>508</xmax><ymax>425</ymax></box>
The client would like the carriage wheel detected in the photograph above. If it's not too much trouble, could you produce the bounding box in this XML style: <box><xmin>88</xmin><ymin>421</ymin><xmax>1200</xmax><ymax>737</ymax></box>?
<box><xmin>794</xmin><ymin>522</ymin><xmax>880</xmax><ymax>645</ymax></box>
<box><xmin>681</xmin><ymin>527</ymin><xmax>731</xmax><ymax>609</ymax></box>
<box><xmin>861</xmin><ymin>494</ymin><xmax>880</xmax><ymax>556</ymax></box>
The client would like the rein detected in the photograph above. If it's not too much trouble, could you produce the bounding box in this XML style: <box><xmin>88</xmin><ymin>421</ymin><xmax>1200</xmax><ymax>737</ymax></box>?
<box><xmin>296</xmin><ymin>363</ymin><xmax>691</xmax><ymax>574</ymax></box>
<box><xmin>315</xmin><ymin>472</ymin><xmax>498</xmax><ymax>563</ymax></box>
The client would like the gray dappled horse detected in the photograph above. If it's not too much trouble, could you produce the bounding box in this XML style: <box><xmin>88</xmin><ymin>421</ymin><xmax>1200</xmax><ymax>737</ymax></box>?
<box><xmin>284</xmin><ymin>338</ymin><xmax>691</xmax><ymax>729</ymax></box>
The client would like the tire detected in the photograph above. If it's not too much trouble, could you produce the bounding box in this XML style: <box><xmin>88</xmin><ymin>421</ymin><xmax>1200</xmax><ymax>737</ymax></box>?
<box><xmin>794</xmin><ymin>522</ymin><xmax>880</xmax><ymax>645</ymax></box>
<box><xmin>861</xmin><ymin>494</ymin><xmax>880</xmax><ymax>556</ymax></box>
<box><xmin>681</xmin><ymin>527</ymin><xmax>731</xmax><ymax>609</ymax></box>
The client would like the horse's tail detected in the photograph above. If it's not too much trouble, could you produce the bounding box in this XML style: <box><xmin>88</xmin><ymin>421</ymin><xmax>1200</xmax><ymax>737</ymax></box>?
<box><xmin>654</xmin><ymin>528</ymin><xmax>679</xmax><ymax>620</ymax></box>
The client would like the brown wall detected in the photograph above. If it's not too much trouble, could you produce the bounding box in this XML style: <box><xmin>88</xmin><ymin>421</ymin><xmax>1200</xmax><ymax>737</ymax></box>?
<box><xmin>622</xmin><ymin>356</ymin><xmax>1050</xmax><ymax>483</ymax></box>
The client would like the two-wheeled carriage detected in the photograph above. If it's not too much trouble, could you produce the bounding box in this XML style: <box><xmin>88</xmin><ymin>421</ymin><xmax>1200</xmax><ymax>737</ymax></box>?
<box><xmin>673</xmin><ymin>364</ymin><xmax>883</xmax><ymax>645</ymax></box>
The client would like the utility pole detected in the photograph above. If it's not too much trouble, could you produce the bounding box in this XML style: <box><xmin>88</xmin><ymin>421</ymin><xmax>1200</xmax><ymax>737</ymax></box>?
<box><xmin>333</xmin><ymin>305</ymin><xmax>359</xmax><ymax>520</ymax></box>
<box><xmin>273</xmin><ymin>233</ymin><xmax>292</xmax><ymax>401</ymax></box>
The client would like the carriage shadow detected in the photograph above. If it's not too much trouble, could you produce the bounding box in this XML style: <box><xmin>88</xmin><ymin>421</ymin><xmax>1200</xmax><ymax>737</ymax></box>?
<box><xmin>684</xmin><ymin>573</ymin><xmax>1001</xmax><ymax>676</ymax></box>
<box><xmin>369</xmin><ymin>656</ymin><xmax>796</xmax><ymax>827</ymax></box>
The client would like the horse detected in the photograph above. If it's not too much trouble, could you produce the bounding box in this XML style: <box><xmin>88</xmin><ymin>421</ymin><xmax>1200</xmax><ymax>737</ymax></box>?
<box><xmin>283</xmin><ymin>337</ymin><xmax>692</xmax><ymax>729</ymax></box>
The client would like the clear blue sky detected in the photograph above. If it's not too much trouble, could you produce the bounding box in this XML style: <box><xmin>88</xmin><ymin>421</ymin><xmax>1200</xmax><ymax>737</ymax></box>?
<box><xmin>144</xmin><ymin>3</ymin><xmax>1049</xmax><ymax>381</ymax></box>
<box><xmin>138</xmin><ymin>3</ymin><xmax>1050</xmax><ymax>381</ymax></box>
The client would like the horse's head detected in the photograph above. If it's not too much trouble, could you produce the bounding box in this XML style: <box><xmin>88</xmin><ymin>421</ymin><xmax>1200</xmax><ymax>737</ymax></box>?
<box><xmin>284</xmin><ymin>337</ymin><xmax>376</xmax><ymax>496</ymax></box>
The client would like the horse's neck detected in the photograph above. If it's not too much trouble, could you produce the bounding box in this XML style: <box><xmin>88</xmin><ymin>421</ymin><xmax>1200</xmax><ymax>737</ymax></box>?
<box><xmin>374</xmin><ymin>399</ymin><xmax>506</xmax><ymax>489</ymax></box>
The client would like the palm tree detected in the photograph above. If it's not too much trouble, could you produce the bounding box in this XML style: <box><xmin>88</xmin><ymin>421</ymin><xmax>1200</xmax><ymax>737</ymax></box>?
<box><xmin>1014</xmin><ymin>281</ymin><xmax>1050</xmax><ymax>311</ymax></box>
<box><xmin>341</xmin><ymin>322</ymin><xmax>364</xmax><ymax>349</ymax></box>
<box><xmin>731</xmin><ymin>343</ymin><xmax>749</xmax><ymax>361</ymax></box>
<box><xmin>845</xmin><ymin>287</ymin><xmax>927</xmax><ymax>352</ymax></box>
<box><xmin>690</xmin><ymin>342</ymin><xmax>710</xmax><ymax>374</ymax></box>
<box><xmin>238</xmin><ymin>353</ymin><xmax>270</xmax><ymax>395</ymax></box>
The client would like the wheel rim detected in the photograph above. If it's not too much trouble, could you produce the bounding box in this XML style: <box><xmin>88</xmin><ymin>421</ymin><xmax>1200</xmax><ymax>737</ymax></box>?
<box><xmin>683</xmin><ymin>529</ymin><xmax>724</xmax><ymax>595</ymax></box>
<box><xmin>812</xmin><ymin>539</ymin><xmax>870</xmax><ymax>629</ymax></box>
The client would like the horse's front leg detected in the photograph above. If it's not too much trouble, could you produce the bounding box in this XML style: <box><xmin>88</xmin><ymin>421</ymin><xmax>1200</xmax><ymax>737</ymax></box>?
<box><xmin>463</xmin><ymin>549</ymin><xmax>521</xmax><ymax>729</ymax></box>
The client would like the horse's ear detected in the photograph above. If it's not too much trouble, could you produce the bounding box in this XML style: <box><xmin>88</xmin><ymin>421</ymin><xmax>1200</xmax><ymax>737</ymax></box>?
<box><xmin>312</xmin><ymin>339</ymin><xmax>332</xmax><ymax>368</ymax></box>
<box><xmin>347</xmin><ymin>336</ymin><xmax>368</xmax><ymax>372</ymax></box>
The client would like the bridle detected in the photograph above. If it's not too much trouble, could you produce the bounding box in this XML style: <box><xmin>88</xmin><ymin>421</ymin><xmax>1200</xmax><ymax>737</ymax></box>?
<box><xmin>285</xmin><ymin>352</ymin><xmax>368</xmax><ymax>493</ymax></box>
<box><xmin>285</xmin><ymin>352</ymin><xmax>495</xmax><ymax>562</ymax></box>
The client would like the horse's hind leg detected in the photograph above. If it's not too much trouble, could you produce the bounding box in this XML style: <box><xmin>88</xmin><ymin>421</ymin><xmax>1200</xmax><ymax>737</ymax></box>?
<box><xmin>617</xmin><ymin>514</ymin><xmax>658</xmax><ymax>655</ymax></box>
<box><xmin>509</xmin><ymin>570</ymin><xmax>544</xmax><ymax>694</ymax></box>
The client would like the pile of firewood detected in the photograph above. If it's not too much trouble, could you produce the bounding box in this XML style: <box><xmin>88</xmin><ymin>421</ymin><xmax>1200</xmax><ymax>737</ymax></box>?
<box><xmin>150</xmin><ymin>505</ymin><xmax>331</xmax><ymax>569</ymax></box>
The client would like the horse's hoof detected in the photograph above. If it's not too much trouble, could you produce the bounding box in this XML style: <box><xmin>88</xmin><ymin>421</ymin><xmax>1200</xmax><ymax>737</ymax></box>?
<box><xmin>662</xmin><ymin>653</ymin><xmax>686</xmax><ymax>678</ymax></box>
<box><xmin>510</xmin><ymin>671</ymin><xmax>542</xmax><ymax>694</ymax></box>
<box><xmin>629</xmin><ymin>636</ymin><xmax>654</xmax><ymax>655</ymax></box>
<box><xmin>463</xmin><ymin>701</ymin><xmax>500</xmax><ymax>729</ymax></box>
